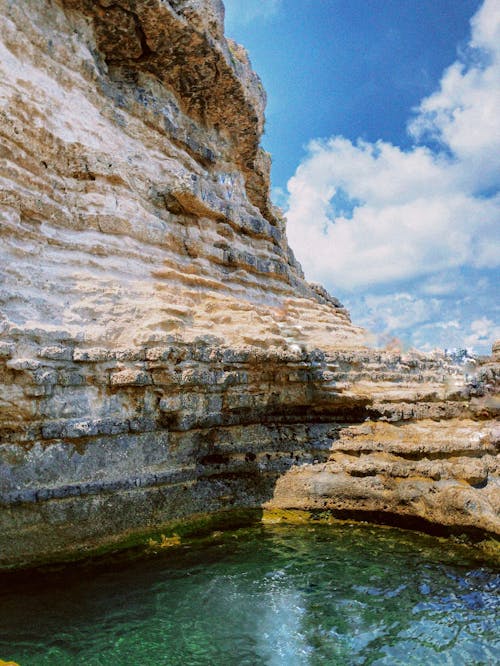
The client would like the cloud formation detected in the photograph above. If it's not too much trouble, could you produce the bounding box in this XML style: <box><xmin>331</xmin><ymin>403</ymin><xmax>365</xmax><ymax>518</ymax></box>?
<box><xmin>348</xmin><ymin>284</ymin><xmax>500</xmax><ymax>353</ymax></box>
<box><xmin>285</xmin><ymin>0</ymin><xmax>500</xmax><ymax>292</ymax></box>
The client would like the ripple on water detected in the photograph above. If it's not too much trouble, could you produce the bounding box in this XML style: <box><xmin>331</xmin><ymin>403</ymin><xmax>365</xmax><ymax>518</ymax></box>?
<box><xmin>0</xmin><ymin>523</ymin><xmax>498</xmax><ymax>665</ymax></box>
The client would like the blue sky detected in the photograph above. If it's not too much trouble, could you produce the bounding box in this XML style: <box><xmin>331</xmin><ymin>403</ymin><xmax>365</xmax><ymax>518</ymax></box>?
<box><xmin>223</xmin><ymin>0</ymin><xmax>500</xmax><ymax>354</ymax></box>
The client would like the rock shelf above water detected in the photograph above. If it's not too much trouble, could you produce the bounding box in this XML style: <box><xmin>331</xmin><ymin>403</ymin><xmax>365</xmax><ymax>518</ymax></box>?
<box><xmin>0</xmin><ymin>0</ymin><xmax>498</xmax><ymax>569</ymax></box>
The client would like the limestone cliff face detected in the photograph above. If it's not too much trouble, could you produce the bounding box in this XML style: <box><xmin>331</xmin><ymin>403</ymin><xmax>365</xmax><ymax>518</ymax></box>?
<box><xmin>0</xmin><ymin>0</ymin><xmax>498</xmax><ymax>569</ymax></box>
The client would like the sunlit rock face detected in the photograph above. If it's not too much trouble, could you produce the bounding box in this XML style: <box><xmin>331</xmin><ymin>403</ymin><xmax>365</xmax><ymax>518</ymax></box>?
<box><xmin>0</xmin><ymin>0</ymin><xmax>498</xmax><ymax>568</ymax></box>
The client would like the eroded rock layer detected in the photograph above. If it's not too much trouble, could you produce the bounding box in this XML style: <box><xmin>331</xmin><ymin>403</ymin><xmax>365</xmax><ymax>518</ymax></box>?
<box><xmin>0</xmin><ymin>0</ymin><xmax>498</xmax><ymax>568</ymax></box>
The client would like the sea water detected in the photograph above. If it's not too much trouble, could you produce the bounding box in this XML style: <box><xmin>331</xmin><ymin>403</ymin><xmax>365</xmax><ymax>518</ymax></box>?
<box><xmin>0</xmin><ymin>523</ymin><xmax>498</xmax><ymax>665</ymax></box>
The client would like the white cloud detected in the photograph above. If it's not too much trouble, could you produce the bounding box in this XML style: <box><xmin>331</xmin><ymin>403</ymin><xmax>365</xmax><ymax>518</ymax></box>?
<box><xmin>223</xmin><ymin>0</ymin><xmax>282</xmax><ymax>31</ymax></box>
<box><xmin>464</xmin><ymin>317</ymin><xmax>500</xmax><ymax>350</ymax></box>
<box><xmin>271</xmin><ymin>185</ymin><xmax>288</xmax><ymax>209</ymax></box>
<box><xmin>285</xmin><ymin>0</ymin><xmax>500</xmax><ymax>292</ymax></box>
<box><xmin>345</xmin><ymin>292</ymin><xmax>446</xmax><ymax>351</ymax></box>
<box><xmin>419</xmin><ymin>272</ymin><xmax>461</xmax><ymax>296</ymax></box>
<box><xmin>411</xmin><ymin>319</ymin><xmax>468</xmax><ymax>353</ymax></box>
<box><xmin>342</xmin><ymin>269</ymin><xmax>499</xmax><ymax>353</ymax></box>
<box><xmin>408</xmin><ymin>316</ymin><xmax>499</xmax><ymax>354</ymax></box>
<box><xmin>362</xmin><ymin>293</ymin><xmax>438</xmax><ymax>332</ymax></box>
<box><xmin>409</xmin><ymin>0</ymin><xmax>500</xmax><ymax>192</ymax></box>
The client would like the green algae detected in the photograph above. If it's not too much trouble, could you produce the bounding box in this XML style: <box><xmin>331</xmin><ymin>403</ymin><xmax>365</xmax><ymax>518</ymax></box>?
<box><xmin>262</xmin><ymin>508</ymin><xmax>500</xmax><ymax>568</ymax></box>
<box><xmin>4</xmin><ymin>507</ymin><xmax>498</xmax><ymax>574</ymax></box>
<box><xmin>2</xmin><ymin>508</ymin><xmax>263</xmax><ymax>573</ymax></box>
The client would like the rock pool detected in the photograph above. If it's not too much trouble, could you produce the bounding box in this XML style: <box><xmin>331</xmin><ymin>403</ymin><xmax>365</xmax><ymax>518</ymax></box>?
<box><xmin>0</xmin><ymin>522</ymin><xmax>498</xmax><ymax>665</ymax></box>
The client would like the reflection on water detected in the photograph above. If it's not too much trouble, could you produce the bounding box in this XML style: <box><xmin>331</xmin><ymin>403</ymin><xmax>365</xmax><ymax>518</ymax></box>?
<box><xmin>0</xmin><ymin>523</ymin><xmax>498</xmax><ymax>665</ymax></box>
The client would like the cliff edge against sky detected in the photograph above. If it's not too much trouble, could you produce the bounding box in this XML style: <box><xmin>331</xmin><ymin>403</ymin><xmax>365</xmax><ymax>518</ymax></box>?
<box><xmin>0</xmin><ymin>0</ymin><xmax>498</xmax><ymax>569</ymax></box>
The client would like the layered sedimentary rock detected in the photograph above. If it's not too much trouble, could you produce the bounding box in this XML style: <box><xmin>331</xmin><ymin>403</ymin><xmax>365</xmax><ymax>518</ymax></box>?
<box><xmin>0</xmin><ymin>0</ymin><xmax>498</xmax><ymax>569</ymax></box>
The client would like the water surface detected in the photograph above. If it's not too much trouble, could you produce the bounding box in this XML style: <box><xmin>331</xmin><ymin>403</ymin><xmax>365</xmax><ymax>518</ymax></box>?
<box><xmin>0</xmin><ymin>523</ymin><xmax>498</xmax><ymax>665</ymax></box>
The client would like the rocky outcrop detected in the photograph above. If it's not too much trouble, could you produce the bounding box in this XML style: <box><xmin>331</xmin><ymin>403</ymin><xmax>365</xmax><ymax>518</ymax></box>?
<box><xmin>0</xmin><ymin>0</ymin><xmax>498</xmax><ymax>569</ymax></box>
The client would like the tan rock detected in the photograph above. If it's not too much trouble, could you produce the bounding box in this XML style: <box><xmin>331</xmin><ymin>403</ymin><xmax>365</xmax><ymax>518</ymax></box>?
<box><xmin>0</xmin><ymin>0</ymin><xmax>498</xmax><ymax>569</ymax></box>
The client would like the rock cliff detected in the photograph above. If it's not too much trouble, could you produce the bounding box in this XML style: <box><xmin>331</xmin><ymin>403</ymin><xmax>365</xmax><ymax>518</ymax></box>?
<box><xmin>1</xmin><ymin>0</ymin><xmax>498</xmax><ymax>569</ymax></box>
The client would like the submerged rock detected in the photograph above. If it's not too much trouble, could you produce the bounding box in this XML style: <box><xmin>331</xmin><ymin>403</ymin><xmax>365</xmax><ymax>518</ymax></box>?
<box><xmin>0</xmin><ymin>0</ymin><xmax>498</xmax><ymax>568</ymax></box>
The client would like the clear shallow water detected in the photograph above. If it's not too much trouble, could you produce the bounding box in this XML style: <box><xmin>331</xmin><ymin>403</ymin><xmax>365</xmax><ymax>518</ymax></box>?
<box><xmin>0</xmin><ymin>523</ymin><xmax>498</xmax><ymax>665</ymax></box>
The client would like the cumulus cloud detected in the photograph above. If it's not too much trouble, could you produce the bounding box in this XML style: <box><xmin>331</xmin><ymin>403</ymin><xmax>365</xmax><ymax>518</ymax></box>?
<box><xmin>341</xmin><ymin>265</ymin><xmax>498</xmax><ymax>353</ymax></box>
<box><xmin>464</xmin><ymin>317</ymin><xmax>500</xmax><ymax>350</ymax></box>
<box><xmin>343</xmin><ymin>288</ymin><xmax>498</xmax><ymax>353</ymax></box>
<box><xmin>409</xmin><ymin>0</ymin><xmax>500</xmax><ymax>192</ymax></box>
<box><xmin>411</xmin><ymin>316</ymin><xmax>500</xmax><ymax>354</ymax></box>
<box><xmin>285</xmin><ymin>0</ymin><xmax>500</xmax><ymax>292</ymax></box>
<box><xmin>362</xmin><ymin>293</ymin><xmax>439</xmax><ymax>332</ymax></box>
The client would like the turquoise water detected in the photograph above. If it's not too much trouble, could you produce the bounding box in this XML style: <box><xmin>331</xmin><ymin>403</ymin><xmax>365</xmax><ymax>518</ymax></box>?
<box><xmin>0</xmin><ymin>523</ymin><xmax>498</xmax><ymax>665</ymax></box>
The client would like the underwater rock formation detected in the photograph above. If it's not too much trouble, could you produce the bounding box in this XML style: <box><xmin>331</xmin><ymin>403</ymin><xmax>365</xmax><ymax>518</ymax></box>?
<box><xmin>0</xmin><ymin>0</ymin><xmax>498</xmax><ymax>568</ymax></box>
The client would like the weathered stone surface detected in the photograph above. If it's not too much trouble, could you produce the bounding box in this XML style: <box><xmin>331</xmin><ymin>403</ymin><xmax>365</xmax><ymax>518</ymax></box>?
<box><xmin>0</xmin><ymin>0</ymin><xmax>498</xmax><ymax>568</ymax></box>
<box><xmin>265</xmin><ymin>417</ymin><xmax>500</xmax><ymax>537</ymax></box>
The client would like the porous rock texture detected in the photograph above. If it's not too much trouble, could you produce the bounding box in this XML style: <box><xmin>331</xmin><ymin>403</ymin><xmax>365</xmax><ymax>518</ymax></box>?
<box><xmin>0</xmin><ymin>0</ymin><xmax>498</xmax><ymax>568</ymax></box>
